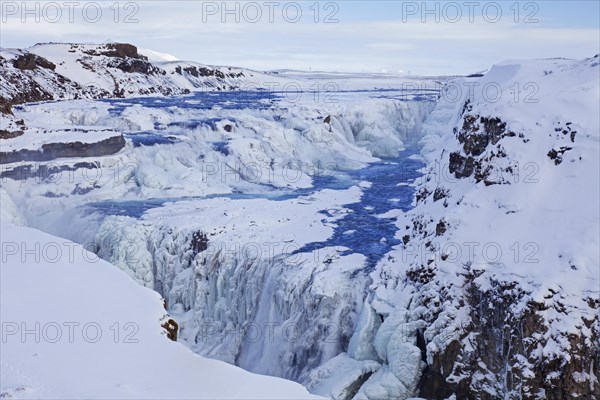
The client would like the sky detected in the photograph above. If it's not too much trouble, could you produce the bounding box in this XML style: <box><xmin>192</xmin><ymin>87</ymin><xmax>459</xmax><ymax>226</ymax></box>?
<box><xmin>0</xmin><ymin>0</ymin><xmax>599</xmax><ymax>75</ymax></box>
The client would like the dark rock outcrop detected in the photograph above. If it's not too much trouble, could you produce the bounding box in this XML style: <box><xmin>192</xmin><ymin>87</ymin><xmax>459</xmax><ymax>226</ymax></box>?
<box><xmin>0</xmin><ymin>161</ymin><xmax>99</xmax><ymax>181</ymax></box>
<box><xmin>1</xmin><ymin>51</ymin><xmax>81</xmax><ymax>114</ymax></box>
<box><xmin>0</xmin><ymin>134</ymin><xmax>125</xmax><ymax>164</ymax></box>
<box><xmin>160</xmin><ymin>299</ymin><xmax>179</xmax><ymax>342</ymax></box>
<box><xmin>103</xmin><ymin>43</ymin><xmax>146</xmax><ymax>59</ymax></box>
<box><xmin>12</xmin><ymin>53</ymin><xmax>56</xmax><ymax>71</ymax></box>
<box><xmin>174</xmin><ymin>65</ymin><xmax>244</xmax><ymax>79</ymax></box>
<box><xmin>547</xmin><ymin>147</ymin><xmax>572</xmax><ymax>165</ymax></box>
<box><xmin>0</xmin><ymin>130</ymin><xmax>24</xmax><ymax>139</ymax></box>
<box><xmin>108</xmin><ymin>58</ymin><xmax>161</xmax><ymax>75</ymax></box>
<box><xmin>447</xmin><ymin>114</ymin><xmax>521</xmax><ymax>185</ymax></box>
<box><xmin>190</xmin><ymin>231</ymin><xmax>209</xmax><ymax>256</ymax></box>
<box><xmin>415</xmin><ymin>273</ymin><xmax>600</xmax><ymax>399</ymax></box>
<box><xmin>432</xmin><ymin>187</ymin><xmax>449</xmax><ymax>202</ymax></box>
<box><xmin>82</xmin><ymin>43</ymin><xmax>146</xmax><ymax>60</ymax></box>
<box><xmin>162</xmin><ymin>318</ymin><xmax>179</xmax><ymax>341</ymax></box>
<box><xmin>456</xmin><ymin>116</ymin><xmax>515</xmax><ymax>157</ymax></box>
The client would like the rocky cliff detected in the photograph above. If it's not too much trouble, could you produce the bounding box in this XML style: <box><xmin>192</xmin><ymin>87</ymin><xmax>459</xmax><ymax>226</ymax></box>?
<box><xmin>0</xmin><ymin>42</ymin><xmax>279</xmax><ymax>164</ymax></box>
<box><xmin>0</xmin><ymin>42</ymin><xmax>267</xmax><ymax>115</ymax></box>
<box><xmin>360</xmin><ymin>56</ymin><xmax>600</xmax><ymax>399</ymax></box>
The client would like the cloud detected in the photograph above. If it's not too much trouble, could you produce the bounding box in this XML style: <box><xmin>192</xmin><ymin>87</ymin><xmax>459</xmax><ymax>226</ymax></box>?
<box><xmin>0</xmin><ymin>1</ymin><xmax>598</xmax><ymax>75</ymax></box>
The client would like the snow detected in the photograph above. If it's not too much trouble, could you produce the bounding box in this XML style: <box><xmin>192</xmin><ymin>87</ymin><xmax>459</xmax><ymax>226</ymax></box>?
<box><xmin>138</xmin><ymin>48</ymin><xmax>180</xmax><ymax>62</ymax></box>
<box><xmin>416</xmin><ymin>56</ymin><xmax>599</xmax><ymax>293</ymax></box>
<box><xmin>304</xmin><ymin>353</ymin><xmax>380</xmax><ymax>399</ymax></box>
<box><xmin>0</xmin><ymin>218</ymin><xmax>322</xmax><ymax>399</ymax></box>
<box><xmin>30</xmin><ymin>43</ymin><xmax>115</xmax><ymax>91</ymax></box>
<box><xmin>272</xmin><ymin>69</ymin><xmax>451</xmax><ymax>93</ymax></box>
<box><xmin>1</xmin><ymin>42</ymin><xmax>598</xmax><ymax>399</ymax></box>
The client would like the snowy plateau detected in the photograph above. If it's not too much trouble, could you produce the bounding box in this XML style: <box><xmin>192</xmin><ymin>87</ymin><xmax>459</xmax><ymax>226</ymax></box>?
<box><xmin>0</xmin><ymin>43</ymin><xmax>598</xmax><ymax>400</ymax></box>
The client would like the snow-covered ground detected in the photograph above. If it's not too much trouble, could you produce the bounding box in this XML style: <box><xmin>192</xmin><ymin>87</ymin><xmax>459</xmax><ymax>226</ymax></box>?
<box><xmin>0</xmin><ymin>196</ymin><xmax>322</xmax><ymax>399</ymax></box>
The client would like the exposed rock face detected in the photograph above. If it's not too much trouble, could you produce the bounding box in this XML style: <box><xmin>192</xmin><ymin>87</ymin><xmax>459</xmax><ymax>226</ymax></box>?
<box><xmin>161</xmin><ymin>317</ymin><xmax>179</xmax><ymax>342</ymax></box>
<box><xmin>190</xmin><ymin>231</ymin><xmax>209</xmax><ymax>255</ymax></box>
<box><xmin>0</xmin><ymin>161</ymin><xmax>99</xmax><ymax>180</ymax></box>
<box><xmin>397</xmin><ymin>106</ymin><xmax>600</xmax><ymax>399</ymax></box>
<box><xmin>0</xmin><ymin>100</ymin><xmax>12</xmax><ymax>114</ymax></box>
<box><xmin>0</xmin><ymin>134</ymin><xmax>125</xmax><ymax>164</ymax></box>
<box><xmin>457</xmin><ymin>115</ymin><xmax>515</xmax><ymax>156</ymax></box>
<box><xmin>83</xmin><ymin>43</ymin><xmax>146</xmax><ymax>60</ymax></box>
<box><xmin>174</xmin><ymin>65</ymin><xmax>244</xmax><ymax>79</ymax></box>
<box><xmin>547</xmin><ymin>147</ymin><xmax>572</xmax><ymax>165</ymax></box>
<box><xmin>0</xmin><ymin>129</ymin><xmax>24</xmax><ymax>139</ymax></box>
<box><xmin>12</xmin><ymin>53</ymin><xmax>56</xmax><ymax>71</ymax></box>
<box><xmin>1</xmin><ymin>49</ymin><xmax>95</xmax><ymax>115</ymax></box>
<box><xmin>448</xmin><ymin>112</ymin><xmax>521</xmax><ymax>185</ymax></box>
<box><xmin>0</xmin><ymin>72</ymin><xmax>55</xmax><ymax>114</ymax></box>
<box><xmin>412</xmin><ymin>269</ymin><xmax>600</xmax><ymax>399</ymax></box>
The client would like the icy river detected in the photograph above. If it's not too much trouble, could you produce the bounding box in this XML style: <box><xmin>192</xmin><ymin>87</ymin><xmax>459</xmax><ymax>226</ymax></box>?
<box><xmin>84</xmin><ymin>90</ymin><xmax>427</xmax><ymax>273</ymax></box>
<box><xmin>88</xmin><ymin>150</ymin><xmax>422</xmax><ymax>273</ymax></box>
<box><xmin>9</xmin><ymin>88</ymin><xmax>436</xmax><ymax>394</ymax></box>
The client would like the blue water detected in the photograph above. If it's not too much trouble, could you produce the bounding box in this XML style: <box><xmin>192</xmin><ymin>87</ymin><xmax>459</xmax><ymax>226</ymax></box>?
<box><xmin>90</xmin><ymin>89</ymin><xmax>428</xmax><ymax>272</ymax></box>
<box><xmin>125</xmin><ymin>132</ymin><xmax>180</xmax><ymax>147</ymax></box>
<box><xmin>211</xmin><ymin>141</ymin><xmax>230</xmax><ymax>156</ymax></box>
<box><xmin>102</xmin><ymin>90</ymin><xmax>282</xmax><ymax>116</ymax></box>
<box><xmin>86</xmin><ymin>150</ymin><xmax>422</xmax><ymax>272</ymax></box>
<box><xmin>102</xmin><ymin>88</ymin><xmax>438</xmax><ymax>117</ymax></box>
<box><xmin>294</xmin><ymin>151</ymin><xmax>423</xmax><ymax>272</ymax></box>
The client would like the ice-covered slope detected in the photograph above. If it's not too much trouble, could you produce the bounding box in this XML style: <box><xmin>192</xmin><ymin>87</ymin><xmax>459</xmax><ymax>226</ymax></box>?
<box><xmin>0</xmin><ymin>199</ymin><xmax>321</xmax><ymax>399</ymax></box>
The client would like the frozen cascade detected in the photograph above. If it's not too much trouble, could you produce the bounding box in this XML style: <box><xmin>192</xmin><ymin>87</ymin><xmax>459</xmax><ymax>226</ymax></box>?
<box><xmin>2</xmin><ymin>89</ymin><xmax>438</xmax><ymax>399</ymax></box>
<box><xmin>304</xmin><ymin>97</ymin><xmax>461</xmax><ymax>399</ymax></box>
<box><xmin>86</xmin><ymin>97</ymin><xmax>439</xmax><ymax>399</ymax></box>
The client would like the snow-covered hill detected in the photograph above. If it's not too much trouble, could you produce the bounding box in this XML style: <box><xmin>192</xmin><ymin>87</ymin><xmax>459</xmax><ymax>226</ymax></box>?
<box><xmin>333</xmin><ymin>55</ymin><xmax>600</xmax><ymax>399</ymax></box>
<box><xmin>0</xmin><ymin>42</ymin><xmax>275</xmax><ymax>112</ymax></box>
<box><xmin>0</xmin><ymin>42</ymin><xmax>289</xmax><ymax>164</ymax></box>
<box><xmin>0</xmin><ymin>194</ymin><xmax>322</xmax><ymax>399</ymax></box>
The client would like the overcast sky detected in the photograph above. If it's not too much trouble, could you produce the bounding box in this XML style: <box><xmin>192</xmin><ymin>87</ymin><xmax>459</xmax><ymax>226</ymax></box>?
<box><xmin>1</xmin><ymin>1</ymin><xmax>599</xmax><ymax>75</ymax></box>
